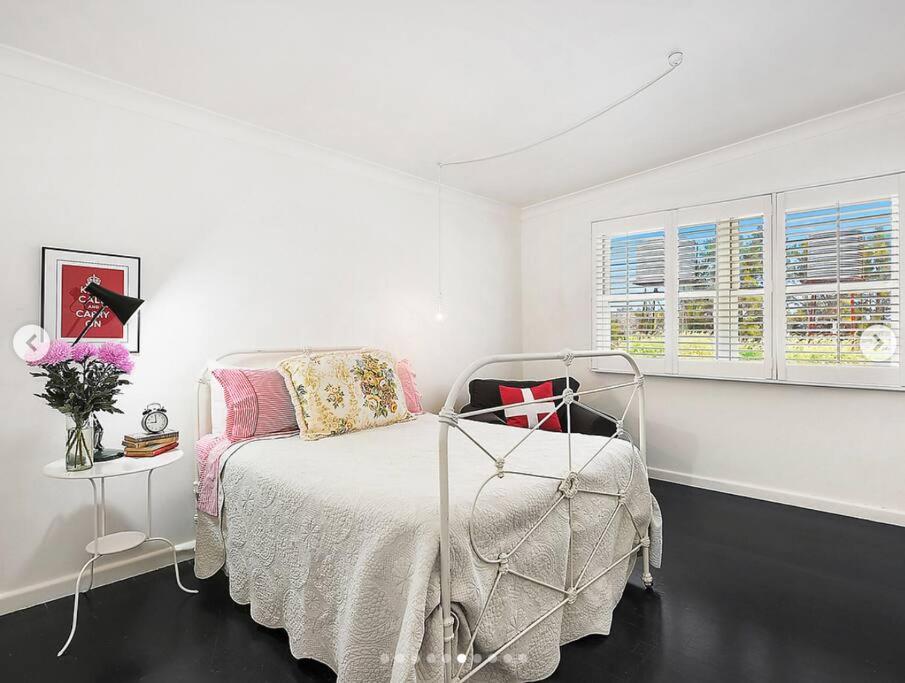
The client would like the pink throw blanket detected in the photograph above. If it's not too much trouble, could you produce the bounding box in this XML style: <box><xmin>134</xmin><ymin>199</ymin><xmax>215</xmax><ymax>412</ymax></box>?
<box><xmin>195</xmin><ymin>434</ymin><xmax>232</xmax><ymax>516</ymax></box>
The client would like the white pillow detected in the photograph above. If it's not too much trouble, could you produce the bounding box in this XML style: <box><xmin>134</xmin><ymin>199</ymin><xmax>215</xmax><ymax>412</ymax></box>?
<box><xmin>208</xmin><ymin>361</ymin><xmax>228</xmax><ymax>435</ymax></box>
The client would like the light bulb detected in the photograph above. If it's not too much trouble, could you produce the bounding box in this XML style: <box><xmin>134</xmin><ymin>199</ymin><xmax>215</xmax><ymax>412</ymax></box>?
<box><xmin>435</xmin><ymin>295</ymin><xmax>445</xmax><ymax>322</ymax></box>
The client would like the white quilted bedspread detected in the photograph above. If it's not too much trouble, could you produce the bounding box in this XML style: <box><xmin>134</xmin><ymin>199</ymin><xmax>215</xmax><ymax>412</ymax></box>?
<box><xmin>195</xmin><ymin>414</ymin><xmax>662</xmax><ymax>682</ymax></box>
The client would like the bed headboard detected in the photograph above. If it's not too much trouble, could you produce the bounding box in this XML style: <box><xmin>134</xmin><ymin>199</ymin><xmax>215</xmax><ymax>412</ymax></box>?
<box><xmin>195</xmin><ymin>346</ymin><xmax>363</xmax><ymax>441</ymax></box>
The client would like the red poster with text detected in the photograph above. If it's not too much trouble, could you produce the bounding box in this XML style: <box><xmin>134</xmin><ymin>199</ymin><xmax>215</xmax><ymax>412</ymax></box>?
<box><xmin>59</xmin><ymin>265</ymin><xmax>126</xmax><ymax>340</ymax></box>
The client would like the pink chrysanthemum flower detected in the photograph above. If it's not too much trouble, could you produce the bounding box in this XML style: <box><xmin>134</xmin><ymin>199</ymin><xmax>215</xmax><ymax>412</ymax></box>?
<box><xmin>95</xmin><ymin>342</ymin><xmax>134</xmax><ymax>374</ymax></box>
<box><xmin>70</xmin><ymin>342</ymin><xmax>98</xmax><ymax>362</ymax></box>
<box><xmin>27</xmin><ymin>339</ymin><xmax>72</xmax><ymax>366</ymax></box>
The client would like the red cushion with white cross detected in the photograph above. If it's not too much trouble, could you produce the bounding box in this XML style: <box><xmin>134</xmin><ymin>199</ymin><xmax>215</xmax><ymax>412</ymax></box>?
<box><xmin>498</xmin><ymin>381</ymin><xmax>562</xmax><ymax>432</ymax></box>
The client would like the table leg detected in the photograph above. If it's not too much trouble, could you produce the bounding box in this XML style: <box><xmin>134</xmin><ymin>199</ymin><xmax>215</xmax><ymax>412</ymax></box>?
<box><xmin>145</xmin><ymin>538</ymin><xmax>198</xmax><ymax>594</ymax></box>
<box><xmin>147</xmin><ymin>470</ymin><xmax>153</xmax><ymax>536</ymax></box>
<box><xmin>57</xmin><ymin>555</ymin><xmax>99</xmax><ymax>656</ymax></box>
<box><xmin>85</xmin><ymin>479</ymin><xmax>100</xmax><ymax>593</ymax></box>
<box><xmin>100</xmin><ymin>478</ymin><xmax>107</xmax><ymax>536</ymax></box>
<box><xmin>144</xmin><ymin>471</ymin><xmax>197</xmax><ymax>595</ymax></box>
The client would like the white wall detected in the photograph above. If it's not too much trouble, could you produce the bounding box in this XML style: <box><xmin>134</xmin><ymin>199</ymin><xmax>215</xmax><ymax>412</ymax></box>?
<box><xmin>0</xmin><ymin>47</ymin><xmax>521</xmax><ymax>614</ymax></box>
<box><xmin>521</xmin><ymin>92</ymin><xmax>905</xmax><ymax>526</ymax></box>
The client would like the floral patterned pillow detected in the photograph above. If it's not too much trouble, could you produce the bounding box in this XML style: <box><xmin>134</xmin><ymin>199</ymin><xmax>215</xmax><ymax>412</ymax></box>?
<box><xmin>278</xmin><ymin>349</ymin><xmax>412</xmax><ymax>439</ymax></box>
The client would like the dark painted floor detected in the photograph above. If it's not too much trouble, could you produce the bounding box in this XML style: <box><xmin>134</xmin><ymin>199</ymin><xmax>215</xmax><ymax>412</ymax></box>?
<box><xmin>2</xmin><ymin>481</ymin><xmax>903</xmax><ymax>682</ymax></box>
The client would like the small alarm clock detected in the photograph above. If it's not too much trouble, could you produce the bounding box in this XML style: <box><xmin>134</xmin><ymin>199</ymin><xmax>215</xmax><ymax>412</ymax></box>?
<box><xmin>141</xmin><ymin>402</ymin><xmax>169</xmax><ymax>434</ymax></box>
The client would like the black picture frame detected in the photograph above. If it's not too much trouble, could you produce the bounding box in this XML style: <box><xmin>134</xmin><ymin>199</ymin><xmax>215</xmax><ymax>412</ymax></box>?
<box><xmin>41</xmin><ymin>246</ymin><xmax>142</xmax><ymax>353</ymax></box>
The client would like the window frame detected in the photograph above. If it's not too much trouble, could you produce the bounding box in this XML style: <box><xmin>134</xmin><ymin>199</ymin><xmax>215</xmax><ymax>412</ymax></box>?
<box><xmin>673</xmin><ymin>196</ymin><xmax>773</xmax><ymax>380</ymax></box>
<box><xmin>590</xmin><ymin>173</ymin><xmax>905</xmax><ymax>390</ymax></box>
<box><xmin>774</xmin><ymin>175</ymin><xmax>903</xmax><ymax>388</ymax></box>
<box><xmin>592</xmin><ymin>211</ymin><xmax>670</xmax><ymax>375</ymax></box>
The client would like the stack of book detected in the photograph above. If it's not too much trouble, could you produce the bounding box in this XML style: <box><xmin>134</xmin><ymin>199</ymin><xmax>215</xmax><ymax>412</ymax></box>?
<box><xmin>122</xmin><ymin>431</ymin><xmax>179</xmax><ymax>457</ymax></box>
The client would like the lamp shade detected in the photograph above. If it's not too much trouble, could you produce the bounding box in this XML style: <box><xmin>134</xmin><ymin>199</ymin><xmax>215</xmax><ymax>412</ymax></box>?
<box><xmin>84</xmin><ymin>282</ymin><xmax>144</xmax><ymax>324</ymax></box>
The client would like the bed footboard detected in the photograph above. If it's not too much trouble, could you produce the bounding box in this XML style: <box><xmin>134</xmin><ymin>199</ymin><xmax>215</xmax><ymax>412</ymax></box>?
<box><xmin>437</xmin><ymin>349</ymin><xmax>650</xmax><ymax>683</ymax></box>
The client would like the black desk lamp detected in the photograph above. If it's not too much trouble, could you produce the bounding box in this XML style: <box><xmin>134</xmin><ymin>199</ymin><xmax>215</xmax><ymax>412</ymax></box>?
<box><xmin>71</xmin><ymin>282</ymin><xmax>144</xmax><ymax>461</ymax></box>
<box><xmin>72</xmin><ymin>282</ymin><xmax>144</xmax><ymax>344</ymax></box>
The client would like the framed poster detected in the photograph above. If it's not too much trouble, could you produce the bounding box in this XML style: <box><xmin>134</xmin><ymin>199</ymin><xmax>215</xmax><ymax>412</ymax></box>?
<box><xmin>41</xmin><ymin>247</ymin><xmax>141</xmax><ymax>352</ymax></box>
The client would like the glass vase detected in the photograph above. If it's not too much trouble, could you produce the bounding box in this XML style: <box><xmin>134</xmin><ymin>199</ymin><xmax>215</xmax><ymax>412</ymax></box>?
<box><xmin>65</xmin><ymin>415</ymin><xmax>94</xmax><ymax>472</ymax></box>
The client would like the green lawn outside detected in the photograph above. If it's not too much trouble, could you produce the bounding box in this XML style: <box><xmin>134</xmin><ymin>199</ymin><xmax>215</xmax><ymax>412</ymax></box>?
<box><xmin>613</xmin><ymin>333</ymin><xmax>884</xmax><ymax>364</ymax></box>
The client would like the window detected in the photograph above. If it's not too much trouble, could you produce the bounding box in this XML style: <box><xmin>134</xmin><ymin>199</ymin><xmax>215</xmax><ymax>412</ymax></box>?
<box><xmin>677</xmin><ymin>214</ymin><xmax>766</xmax><ymax>363</ymax></box>
<box><xmin>776</xmin><ymin>175</ymin><xmax>902</xmax><ymax>387</ymax></box>
<box><xmin>597</xmin><ymin>229</ymin><xmax>666</xmax><ymax>357</ymax></box>
<box><xmin>592</xmin><ymin>174</ymin><xmax>904</xmax><ymax>388</ymax></box>
<box><xmin>594</xmin><ymin>214</ymin><xmax>669</xmax><ymax>374</ymax></box>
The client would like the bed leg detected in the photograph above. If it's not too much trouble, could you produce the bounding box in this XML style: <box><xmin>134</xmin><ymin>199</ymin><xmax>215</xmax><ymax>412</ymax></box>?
<box><xmin>442</xmin><ymin>613</ymin><xmax>457</xmax><ymax>683</ymax></box>
<box><xmin>641</xmin><ymin>533</ymin><xmax>654</xmax><ymax>590</ymax></box>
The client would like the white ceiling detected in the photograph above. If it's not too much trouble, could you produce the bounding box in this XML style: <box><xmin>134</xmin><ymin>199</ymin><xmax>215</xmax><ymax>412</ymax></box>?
<box><xmin>2</xmin><ymin>0</ymin><xmax>905</xmax><ymax>206</ymax></box>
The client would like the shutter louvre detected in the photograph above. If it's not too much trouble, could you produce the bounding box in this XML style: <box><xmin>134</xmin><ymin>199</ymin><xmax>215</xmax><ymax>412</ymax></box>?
<box><xmin>595</xmin><ymin>229</ymin><xmax>666</xmax><ymax>358</ymax></box>
<box><xmin>677</xmin><ymin>215</ymin><xmax>765</xmax><ymax>361</ymax></box>
<box><xmin>784</xmin><ymin>197</ymin><xmax>899</xmax><ymax>367</ymax></box>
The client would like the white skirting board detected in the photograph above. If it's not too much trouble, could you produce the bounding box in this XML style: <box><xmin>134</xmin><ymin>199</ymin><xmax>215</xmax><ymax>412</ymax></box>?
<box><xmin>649</xmin><ymin>467</ymin><xmax>905</xmax><ymax>528</ymax></box>
<box><xmin>0</xmin><ymin>540</ymin><xmax>195</xmax><ymax>617</ymax></box>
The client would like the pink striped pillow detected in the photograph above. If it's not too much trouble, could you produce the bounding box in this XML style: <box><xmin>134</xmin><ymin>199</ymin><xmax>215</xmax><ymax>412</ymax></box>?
<box><xmin>211</xmin><ymin>368</ymin><xmax>299</xmax><ymax>441</ymax></box>
<box><xmin>396</xmin><ymin>358</ymin><xmax>424</xmax><ymax>415</ymax></box>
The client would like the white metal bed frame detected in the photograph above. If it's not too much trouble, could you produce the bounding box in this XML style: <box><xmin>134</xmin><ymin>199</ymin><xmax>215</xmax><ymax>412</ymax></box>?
<box><xmin>194</xmin><ymin>347</ymin><xmax>652</xmax><ymax>682</ymax></box>
<box><xmin>437</xmin><ymin>348</ymin><xmax>651</xmax><ymax>683</ymax></box>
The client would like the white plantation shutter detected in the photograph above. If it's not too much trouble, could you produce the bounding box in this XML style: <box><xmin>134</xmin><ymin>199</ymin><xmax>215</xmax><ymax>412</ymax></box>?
<box><xmin>677</xmin><ymin>221</ymin><xmax>717</xmax><ymax>360</ymax></box>
<box><xmin>777</xmin><ymin>175</ymin><xmax>903</xmax><ymax>387</ymax></box>
<box><xmin>677</xmin><ymin>217</ymin><xmax>765</xmax><ymax>360</ymax></box>
<box><xmin>593</xmin><ymin>214</ymin><xmax>668</xmax><ymax>373</ymax></box>
<box><xmin>674</xmin><ymin>196</ymin><xmax>772</xmax><ymax>379</ymax></box>
<box><xmin>590</xmin><ymin>174</ymin><xmax>903</xmax><ymax>388</ymax></box>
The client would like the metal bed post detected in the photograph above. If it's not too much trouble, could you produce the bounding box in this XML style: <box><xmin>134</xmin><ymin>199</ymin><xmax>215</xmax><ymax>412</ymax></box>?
<box><xmin>438</xmin><ymin>354</ymin><xmax>488</xmax><ymax>683</ymax></box>
<box><xmin>437</xmin><ymin>415</ymin><xmax>455</xmax><ymax>682</ymax></box>
<box><xmin>637</xmin><ymin>376</ymin><xmax>646</xmax><ymax>466</ymax></box>
<box><xmin>636</xmin><ymin>375</ymin><xmax>653</xmax><ymax>589</ymax></box>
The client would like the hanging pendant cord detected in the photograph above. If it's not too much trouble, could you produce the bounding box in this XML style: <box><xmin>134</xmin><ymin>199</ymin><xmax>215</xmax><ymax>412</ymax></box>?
<box><xmin>434</xmin><ymin>51</ymin><xmax>683</xmax><ymax>320</ymax></box>
<box><xmin>438</xmin><ymin>51</ymin><xmax>684</xmax><ymax>169</ymax></box>
<box><xmin>436</xmin><ymin>164</ymin><xmax>444</xmax><ymax>320</ymax></box>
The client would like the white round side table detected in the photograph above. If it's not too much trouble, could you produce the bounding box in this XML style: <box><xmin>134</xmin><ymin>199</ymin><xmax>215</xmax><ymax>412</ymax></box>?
<box><xmin>42</xmin><ymin>449</ymin><xmax>198</xmax><ymax>656</ymax></box>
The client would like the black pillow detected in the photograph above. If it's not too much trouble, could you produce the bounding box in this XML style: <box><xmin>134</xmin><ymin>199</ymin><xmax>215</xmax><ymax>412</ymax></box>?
<box><xmin>465</xmin><ymin>377</ymin><xmax>579</xmax><ymax>427</ymax></box>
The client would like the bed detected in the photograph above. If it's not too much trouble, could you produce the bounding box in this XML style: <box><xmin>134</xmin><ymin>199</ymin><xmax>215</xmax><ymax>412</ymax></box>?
<box><xmin>194</xmin><ymin>348</ymin><xmax>661</xmax><ymax>682</ymax></box>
